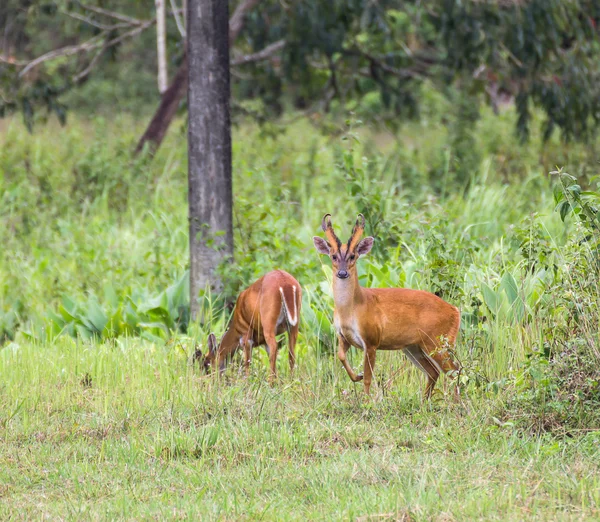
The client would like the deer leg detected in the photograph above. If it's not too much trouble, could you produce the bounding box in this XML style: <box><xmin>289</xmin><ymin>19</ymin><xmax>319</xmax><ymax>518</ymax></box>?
<box><xmin>287</xmin><ymin>325</ymin><xmax>298</xmax><ymax>374</ymax></box>
<box><xmin>363</xmin><ymin>346</ymin><xmax>377</xmax><ymax>395</ymax></box>
<box><xmin>404</xmin><ymin>345</ymin><xmax>441</xmax><ymax>400</ymax></box>
<box><xmin>242</xmin><ymin>337</ymin><xmax>253</xmax><ymax>378</ymax></box>
<box><xmin>264</xmin><ymin>332</ymin><xmax>279</xmax><ymax>384</ymax></box>
<box><xmin>337</xmin><ymin>335</ymin><xmax>363</xmax><ymax>383</ymax></box>
<box><xmin>429</xmin><ymin>345</ymin><xmax>461</xmax><ymax>398</ymax></box>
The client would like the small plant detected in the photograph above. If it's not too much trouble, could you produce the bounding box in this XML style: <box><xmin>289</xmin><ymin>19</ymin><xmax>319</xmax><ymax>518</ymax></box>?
<box><xmin>336</xmin><ymin>119</ymin><xmax>403</xmax><ymax>261</ymax></box>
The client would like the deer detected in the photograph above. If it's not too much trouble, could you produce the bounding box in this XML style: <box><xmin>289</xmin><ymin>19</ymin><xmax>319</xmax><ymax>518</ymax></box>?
<box><xmin>194</xmin><ymin>270</ymin><xmax>302</xmax><ymax>383</ymax></box>
<box><xmin>313</xmin><ymin>214</ymin><xmax>461</xmax><ymax>399</ymax></box>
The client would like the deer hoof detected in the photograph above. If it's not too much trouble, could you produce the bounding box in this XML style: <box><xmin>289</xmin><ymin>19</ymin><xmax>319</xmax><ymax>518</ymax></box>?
<box><xmin>355</xmin><ymin>373</ymin><xmax>364</xmax><ymax>382</ymax></box>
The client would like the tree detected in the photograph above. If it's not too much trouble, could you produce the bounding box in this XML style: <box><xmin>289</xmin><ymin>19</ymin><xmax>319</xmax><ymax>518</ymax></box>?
<box><xmin>135</xmin><ymin>0</ymin><xmax>269</xmax><ymax>154</ymax></box>
<box><xmin>155</xmin><ymin>0</ymin><xmax>168</xmax><ymax>94</ymax></box>
<box><xmin>187</xmin><ymin>0</ymin><xmax>233</xmax><ymax>319</ymax></box>
<box><xmin>4</xmin><ymin>1</ymin><xmax>600</xmax><ymax>146</ymax></box>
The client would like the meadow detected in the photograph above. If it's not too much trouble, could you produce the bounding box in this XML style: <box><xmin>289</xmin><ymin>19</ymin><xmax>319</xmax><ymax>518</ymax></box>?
<box><xmin>1</xmin><ymin>104</ymin><xmax>599</xmax><ymax>520</ymax></box>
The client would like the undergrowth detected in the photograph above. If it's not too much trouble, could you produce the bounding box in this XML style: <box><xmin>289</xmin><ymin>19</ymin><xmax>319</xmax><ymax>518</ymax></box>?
<box><xmin>0</xmin><ymin>107</ymin><xmax>599</xmax><ymax>439</ymax></box>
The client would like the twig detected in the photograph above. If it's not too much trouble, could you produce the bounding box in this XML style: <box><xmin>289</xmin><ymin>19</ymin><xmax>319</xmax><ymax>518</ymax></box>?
<box><xmin>18</xmin><ymin>33</ymin><xmax>106</xmax><ymax>78</ymax></box>
<box><xmin>231</xmin><ymin>39</ymin><xmax>285</xmax><ymax>66</ymax></box>
<box><xmin>79</xmin><ymin>4</ymin><xmax>146</xmax><ymax>26</ymax></box>
<box><xmin>347</xmin><ymin>48</ymin><xmax>426</xmax><ymax>80</ymax></box>
<box><xmin>72</xmin><ymin>43</ymin><xmax>107</xmax><ymax>84</ymax></box>
<box><xmin>103</xmin><ymin>20</ymin><xmax>156</xmax><ymax>50</ymax></box>
<box><xmin>18</xmin><ymin>19</ymin><xmax>155</xmax><ymax>78</ymax></box>
<box><xmin>229</xmin><ymin>0</ymin><xmax>262</xmax><ymax>44</ymax></box>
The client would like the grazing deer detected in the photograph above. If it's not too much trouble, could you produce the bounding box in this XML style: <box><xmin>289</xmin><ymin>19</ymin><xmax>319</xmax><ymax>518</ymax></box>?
<box><xmin>313</xmin><ymin>214</ymin><xmax>461</xmax><ymax>399</ymax></box>
<box><xmin>195</xmin><ymin>270</ymin><xmax>302</xmax><ymax>382</ymax></box>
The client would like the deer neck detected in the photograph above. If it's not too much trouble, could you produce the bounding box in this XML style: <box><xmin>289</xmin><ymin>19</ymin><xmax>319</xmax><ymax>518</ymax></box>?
<box><xmin>219</xmin><ymin>327</ymin><xmax>240</xmax><ymax>353</ymax></box>
<box><xmin>332</xmin><ymin>269</ymin><xmax>364</xmax><ymax>313</ymax></box>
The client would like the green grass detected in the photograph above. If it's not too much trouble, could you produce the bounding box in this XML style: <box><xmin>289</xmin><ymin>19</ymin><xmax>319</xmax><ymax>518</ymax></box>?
<box><xmin>1</xmin><ymin>338</ymin><xmax>599</xmax><ymax>521</ymax></box>
<box><xmin>1</xmin><ymin>106</ymin><xmax>600</xmax><ymax>519</ymax></box>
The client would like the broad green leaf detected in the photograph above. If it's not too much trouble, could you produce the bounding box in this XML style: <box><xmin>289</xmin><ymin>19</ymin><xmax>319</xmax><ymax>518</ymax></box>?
<box><xmin>85</xmin><ymin>299</ymin><xmax>108</xmax><ymax>334</ymax></box>
<box><xmin>103</xmin><ymin>282</ymin><xmax>120</xmax><ymax>309</ymax></box>
<box><xmin>139</xmin><ymin>321</ymin><xmax>170</xmax><ymax>337</ymax></box>
<box><xmin>61</xmin><ymin>295</ymin><xmax>78</xmax><ymax>317</ymax></box>
<box><xmin>500</xmin><ymin>272</ymin><xmax>519</xmax><ymax>305</ymax></box>
<box><xmin>481</xmin><ymin>283</ymin><xmax>501</xmax><ymax>316</ymax></box>
<box><xmin>75</xmin><ymin>324</ymin><xmax>93</xmax><ymax>341</ymax></box>
<box><xmin>137</xmin><ymin>291</ymin><xmax>169</xmax><ymax>320</ymax></box>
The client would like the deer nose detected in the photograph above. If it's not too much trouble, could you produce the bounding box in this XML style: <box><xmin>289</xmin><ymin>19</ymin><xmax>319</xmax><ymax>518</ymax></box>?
<box><xmin>337</xmin><ymin>270</ymin><xmax>349</xmax><ymax>279</ymax></box>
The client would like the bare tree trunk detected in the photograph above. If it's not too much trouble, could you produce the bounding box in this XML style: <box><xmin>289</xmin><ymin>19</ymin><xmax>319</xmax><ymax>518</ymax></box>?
<box><xmin>155</xmin><ymin>0</ymin><xmax>168</xmax><ymax>93</ymax></box>
<box><xmin>188</xmin><ymin>0</ymin><xmax>232</xmax><ymax>319</ymax></box>
<box><xmin>135</xmin><ymin>0</ymin><xmax>263</xmax><ymax>154</ymax></box>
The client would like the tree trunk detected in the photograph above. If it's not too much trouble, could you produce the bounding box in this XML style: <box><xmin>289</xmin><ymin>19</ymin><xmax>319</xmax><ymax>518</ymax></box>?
<box><xmin>187</xmin><ymin>0</ymin><xmax>233</xmax><ymax>319</ymax></box>
<box><xmin>155</xmin><ymin>0</ymin><xmax>168</xmax><ymax>94</ymax></box>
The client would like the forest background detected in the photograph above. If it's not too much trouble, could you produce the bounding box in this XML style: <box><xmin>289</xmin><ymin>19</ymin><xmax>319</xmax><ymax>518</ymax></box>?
<box><xmin>1</xmin><ymin>1</ymin><xmax>600</xmax><ymax>519</ymax></box>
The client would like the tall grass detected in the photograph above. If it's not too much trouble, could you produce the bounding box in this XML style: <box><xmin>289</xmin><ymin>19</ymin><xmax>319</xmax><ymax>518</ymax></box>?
<box><xmin>1</xmin><ymin>337</ymin><xmax>599</xmax><ymax>520</ymax></box>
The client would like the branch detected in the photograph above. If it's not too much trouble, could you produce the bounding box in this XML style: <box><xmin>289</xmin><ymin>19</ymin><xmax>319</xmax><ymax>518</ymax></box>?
<box><xmin>231</xmin><ymin>39</ymin><xmax>285</xmax><ymax>66</ymax></box>
<box><xmin>344</xmin><ymin>48</ymin><xmax>427</xmax><ymax>80</ymax></box>
<box><xmin>78</xmin><ymin>4</ymin><xmax>146</xmax><ymax>26</ymax></box>
<box><xmin>17</xmin><ymin>19</ymin><xmax>155</xmax><ymax>78</ymax></box>
<box><xmin>18</xmin><ymin>33</ymin><xmax>106</xmax><ymax>78</ymax></box>
<box><xmin>156</xmin><ymin>0</ymin><xmax>168</xmax><ymax>93</ymax></box>
<box><xmin>72</xmin><ymin>42</ymin><xmax>108</xmax><ymax>84</ymax></box>
<box><xmin>103</xmin><ymin>20</ymin><xmax>155</xmax><ymax>48</ymax></box>
<box><xmin>136</xmin><ymin>0</ymin><xmax>268</xmax><ymax>155</ymax></box>
<box><xmin>229</xmin><ymin>0</ymin><xmax>262</xmax><ymax>44</ymax></box>
<box><xmin>169</xmin><ymin>0</ymin><xmax>186</xmax><ymax>37</ymax></box>
<box><xmin>62</xmin><ymin>10</ymin><xmax>128</xmax><ymax>31</ymax></box>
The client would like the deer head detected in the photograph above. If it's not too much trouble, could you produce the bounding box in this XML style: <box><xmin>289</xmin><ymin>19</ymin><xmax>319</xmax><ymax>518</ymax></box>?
<box><xmin>313</xmin><ymin>213</ymin><xmax>374</xmax><ymax>279</ymax></box>
<box><xmin>193</xmin><ymin>332</ymin><xmax>219</xmax><ymax>372</ymax></box>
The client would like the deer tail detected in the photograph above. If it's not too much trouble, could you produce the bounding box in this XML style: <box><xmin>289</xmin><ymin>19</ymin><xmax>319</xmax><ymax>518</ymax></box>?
<box><xmin>279</xmin><ymin>285</ymin><xmax>299</xmax><ymax>327</ymax></box>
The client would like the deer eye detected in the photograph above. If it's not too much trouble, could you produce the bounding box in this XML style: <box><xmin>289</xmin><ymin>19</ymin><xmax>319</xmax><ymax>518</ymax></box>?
<box><xmin>350</xmin><ymin>254</ymin><xmax>356</xmax><ymax>260</ymax></box>
<box><xmin>332</xmin><ymin>254</ymin><xmax>337</xmax><ymax>261</ymax></box>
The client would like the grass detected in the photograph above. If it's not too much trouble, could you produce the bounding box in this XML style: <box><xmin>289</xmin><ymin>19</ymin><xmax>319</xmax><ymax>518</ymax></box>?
<box><xmin>1</xmin><ymin>105</ymin><xmax>600</xmax><ymax>519</ymax></box>
<box><xmin>1</xmin><ymin>338</ymin><xmax>599</xmax><ymax>521</ymax></box>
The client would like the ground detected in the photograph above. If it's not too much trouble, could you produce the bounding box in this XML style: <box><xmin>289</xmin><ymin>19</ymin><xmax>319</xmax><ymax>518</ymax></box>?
<box><xmin>1</xmin><ymin>339</ymin><xmax>598</xmax><ymax>521</ymax></box>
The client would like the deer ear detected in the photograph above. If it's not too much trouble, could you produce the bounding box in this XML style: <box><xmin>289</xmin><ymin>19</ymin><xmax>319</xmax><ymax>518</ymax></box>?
<box><xmin>207</xmin><ymin>333</ymin><xmax>218</xmax><ymax>354</ymax></box>
<box><xmin>192</xmin><ymin>348</ymin><xmax>203</xmax><ymax>364</ymax></box>
<box><xmin>313</xmin><ymin>236</ymin><xmax>331</xmax><ymax>255</ymax></box>
<box><xmin>357</xmin><ymin>237</ymin><xmax>374</xmax><ymax>256</ymax></box>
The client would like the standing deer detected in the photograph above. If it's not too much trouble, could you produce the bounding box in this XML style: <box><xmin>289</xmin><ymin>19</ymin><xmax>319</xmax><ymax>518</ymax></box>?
<box><xmin>195</xmin><ymin>270</ymin><xmax>302</xmax><ymax>382</ymax></box>
<box><xmin>313</xmin><ymin>214</ymin><xmax>461</xmax><ymax>399</ymax></box>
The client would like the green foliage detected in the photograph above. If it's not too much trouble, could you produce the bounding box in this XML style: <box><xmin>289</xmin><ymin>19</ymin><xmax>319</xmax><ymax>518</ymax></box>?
<box><xmin>2</xmin><ymin>339</ymin><xmax>600</xmax><ymax>519</ymax></box>
<box><xmin>29</xmin><ymin>272</ymin><xmax>190</xmax><ymax>343</ymax></box>
<box><xmin>1</xmin><ymin>106</ymin><xmax>600</xmax><ymax>434</ymax></box>
<box><xmin>3</xmin><ymin>0</ymin><xmax>600</xmax><ymax>143</ymax></box>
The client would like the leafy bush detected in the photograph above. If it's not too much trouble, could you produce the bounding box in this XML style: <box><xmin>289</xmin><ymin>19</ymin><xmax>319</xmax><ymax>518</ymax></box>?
<box><xmin>500</xmin><ymin>171</ymin><xmax>600</xmax><ymax>432</ymax></box>
<box><xmin>26</xmin><ymin>272</ymin><xmax>190</xmax><ymax>344</ymax></box>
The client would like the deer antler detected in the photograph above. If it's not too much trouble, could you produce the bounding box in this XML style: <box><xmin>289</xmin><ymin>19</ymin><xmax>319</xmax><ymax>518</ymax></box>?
<box><xmin>322</xmin><ymin>213</ymin><xmax>342</xmax><ymax>252</ymax></box>
<box><xmin>348</xmin><ymin>213</ymin><xmax>365</xmax><ymax>252</ymax></box>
